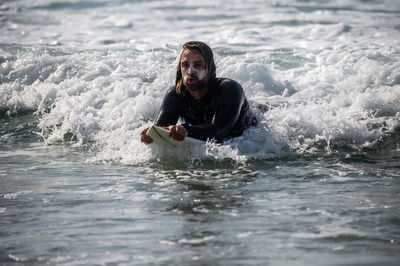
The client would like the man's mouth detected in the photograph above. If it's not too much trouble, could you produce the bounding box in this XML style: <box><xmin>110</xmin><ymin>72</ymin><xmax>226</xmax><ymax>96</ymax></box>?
<box><xmin>187</xmin><ymin>76</ymin><xmax>198</xmax><ymax>84</ymax></box>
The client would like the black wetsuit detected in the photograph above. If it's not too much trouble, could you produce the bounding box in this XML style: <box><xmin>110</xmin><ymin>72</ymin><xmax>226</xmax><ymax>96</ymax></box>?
<box><xmin>155</xmin><ymin>78</ymin><xmax>258</xmax><ymax>143</ymax></box>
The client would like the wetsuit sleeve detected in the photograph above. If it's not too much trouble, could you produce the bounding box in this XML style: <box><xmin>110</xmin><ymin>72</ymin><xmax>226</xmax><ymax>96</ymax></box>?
<box><xmin>184</xmin><ymin>80</ymin><xmax>244</xmax><ymax>142</ymax></box>
<box><xmin>154</xmin><ymin>87</ymin><xmax>181</xmax><ymax>127</ymax></box>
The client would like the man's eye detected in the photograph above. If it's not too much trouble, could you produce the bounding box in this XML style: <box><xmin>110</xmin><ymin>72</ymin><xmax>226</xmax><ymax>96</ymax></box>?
<box><xmin>195</xmin><ymin>64</ymin><xmax>204</xmax><ymax>69</ymax></box>
<box><xmin>181</xmin><ymin>63</ymin><xmax>189</xmax><ymax>68</ymax></box>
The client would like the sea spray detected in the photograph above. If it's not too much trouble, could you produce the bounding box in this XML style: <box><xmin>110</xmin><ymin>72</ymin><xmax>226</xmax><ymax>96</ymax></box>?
<box><xmin>2</xmin><ymin>46</ymin><xmax>399</xmax><ymax>163</ymax></box>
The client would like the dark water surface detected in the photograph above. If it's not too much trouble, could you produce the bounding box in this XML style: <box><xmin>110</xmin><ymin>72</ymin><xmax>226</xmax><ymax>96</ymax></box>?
<box><xmin>1</xmin><ymin>122</ymin><xmax>399</xmax><ymax>265</ymax></box>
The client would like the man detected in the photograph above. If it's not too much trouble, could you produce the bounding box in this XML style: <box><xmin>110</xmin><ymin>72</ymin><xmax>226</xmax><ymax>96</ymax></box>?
<box><xmin>140</xmin><ymin>41</ymin><xmax>258</xmax><ymax>144</ymax></box>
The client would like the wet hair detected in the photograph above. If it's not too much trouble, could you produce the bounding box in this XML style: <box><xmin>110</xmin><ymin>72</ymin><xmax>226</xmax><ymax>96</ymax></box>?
<box><xmin>175</xmin><ymin>41</ymin><xmax>216</xmax><ymax>94</ymax></box>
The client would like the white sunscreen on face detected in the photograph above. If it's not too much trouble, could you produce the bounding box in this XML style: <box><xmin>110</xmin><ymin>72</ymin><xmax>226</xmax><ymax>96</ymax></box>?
<box><xmin>183</xmin><ymin>64</ymin><xmax>206</xmax><ymax>81</ymax></box>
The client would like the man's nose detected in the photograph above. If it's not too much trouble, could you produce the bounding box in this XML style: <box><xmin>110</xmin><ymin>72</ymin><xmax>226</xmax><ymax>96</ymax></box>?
<box><xmin>187</xmin><ymin>65</ymin><xmax>196</xmax><ymax>74</ymax></box>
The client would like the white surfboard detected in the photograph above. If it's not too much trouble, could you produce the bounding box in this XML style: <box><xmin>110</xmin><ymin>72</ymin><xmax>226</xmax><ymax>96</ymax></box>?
<box><xmin>146</xmin><ymin>125</ymin><xmax>205</xmax><ymax>148</ymax></box>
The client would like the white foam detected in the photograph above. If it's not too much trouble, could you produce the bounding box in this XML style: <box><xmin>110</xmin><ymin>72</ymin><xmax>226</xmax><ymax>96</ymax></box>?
<box><xmin>1</xmin><ymin>0</ymin><xmax>399</xmax><ymax>163</ymax></box>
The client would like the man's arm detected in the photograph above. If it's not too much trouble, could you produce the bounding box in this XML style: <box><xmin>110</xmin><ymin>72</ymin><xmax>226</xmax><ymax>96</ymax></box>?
<box><xmin>184</xmin><ymin>79</ymin><xmax>244</xmax><ymax>142</ymax></box>
<box><xmin>141</xmin><ymin>87</ymin><xmax>183</xmax><ymax>144</ymax></box>
<box><xmin>154</xmin><ymin>87</ymin><xmax>181</xmax><ymax>127</ymax></box>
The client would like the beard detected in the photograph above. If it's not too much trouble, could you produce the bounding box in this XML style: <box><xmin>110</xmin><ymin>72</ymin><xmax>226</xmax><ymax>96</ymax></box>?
<box><xmin>184</xmin><ymin>76</ymin><xmax>208</xmax><ymax>91</ymax></box>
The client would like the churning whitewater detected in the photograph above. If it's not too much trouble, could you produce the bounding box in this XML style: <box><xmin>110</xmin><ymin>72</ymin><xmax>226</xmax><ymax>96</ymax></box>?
<box><xmin>1</xmin><ymin>0</ymin><xmax>399</xmax><ymax>163</ymax></box>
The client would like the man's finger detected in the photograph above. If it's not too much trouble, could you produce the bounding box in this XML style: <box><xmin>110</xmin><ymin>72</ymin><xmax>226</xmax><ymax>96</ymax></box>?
<box><xmin>169</xmin><ymin>125</ymin><xmax>175</xmax><ymax>138</ymax></box>
<box><xmin>140</xmin><ymin>127</ymin><xmax>153</xmax><ymax>144</ymax></box>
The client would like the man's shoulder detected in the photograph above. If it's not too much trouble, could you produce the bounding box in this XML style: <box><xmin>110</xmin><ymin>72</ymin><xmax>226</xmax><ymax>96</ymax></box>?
<box><xmin>214</xmin><ymin>78</ymin><xmax>243</xmax><ymax>92</ymax></box>
<box><xmin>162</xmin><ymin>86</ymin><xmax>184</xmax><ymax>103</ymax></box>
<box><xmin>165</xmin><ymin>86</ymin><xmax>177</xmax><ymax>95</ymax></box>
<box><xmin>164</xmin><ymin>86</ymin><xmax>183</xmax><ymax>98</ymax></box>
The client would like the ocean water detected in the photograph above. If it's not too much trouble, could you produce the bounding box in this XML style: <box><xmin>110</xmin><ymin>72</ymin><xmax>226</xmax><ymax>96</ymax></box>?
<box><xmin>1</xmin><ymin>0</ymin><xmax>400</xmax><ymax>265</ymax></box>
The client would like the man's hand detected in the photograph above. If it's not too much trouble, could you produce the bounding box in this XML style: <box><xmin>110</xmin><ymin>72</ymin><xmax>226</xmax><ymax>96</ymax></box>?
<box><xmin>168</xmin><ymin>125</ymin><xmax>188</xmax><ymax>141</ymax></box>
<box><xmin>140</xmin><ymin>127</ymin><xmax>153</xmax><ymax>144</ymax></box>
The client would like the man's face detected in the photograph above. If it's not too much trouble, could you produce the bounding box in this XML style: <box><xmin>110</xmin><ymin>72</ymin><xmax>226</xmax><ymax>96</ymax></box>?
<box><xmin>180</xmin><ymin>49</ymin><xmax>207</xmax><ymax>91</ymax></box>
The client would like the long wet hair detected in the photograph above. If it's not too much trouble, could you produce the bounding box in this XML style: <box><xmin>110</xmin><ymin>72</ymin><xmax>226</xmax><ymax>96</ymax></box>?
<box><xmin>175</xmin><ymin>41</ymin><xmax>216</xmax><ymax>94</ymax></box>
